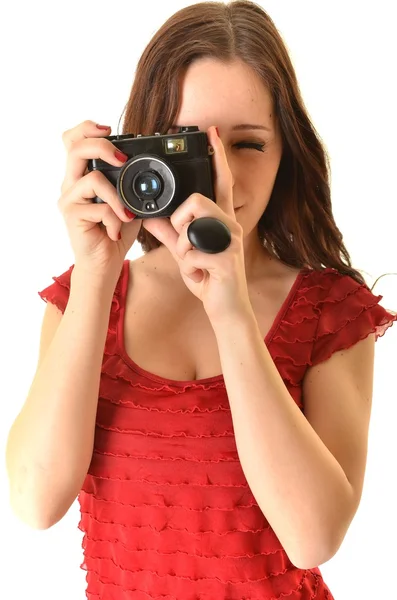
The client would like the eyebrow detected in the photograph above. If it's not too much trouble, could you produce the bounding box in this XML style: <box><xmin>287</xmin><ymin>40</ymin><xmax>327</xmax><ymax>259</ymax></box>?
<box><xmin>231</xmin><ymin>124</ymin><xmax>271</xmax><ymax>132</ymax></box>
<box><xmin>170</xmin><ymin>123</ymin><xmax>271</xmax><ymax>132</ymax></box>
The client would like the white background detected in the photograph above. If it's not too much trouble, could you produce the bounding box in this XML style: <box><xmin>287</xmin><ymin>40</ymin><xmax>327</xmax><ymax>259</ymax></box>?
<box><xmin>1</xmin><ymin>1</ymin><xmax>396</xmax><ymax>598</ymax></box>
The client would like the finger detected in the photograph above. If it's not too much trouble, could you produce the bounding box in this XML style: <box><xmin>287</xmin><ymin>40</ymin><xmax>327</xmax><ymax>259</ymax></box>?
<box><xmin>180</xmin><ymin>255</ymin><xmax>206</xmax><ymax>283</ymax></box>
<box><xmin>59</xmin><ymin>169</ymin><xmax>135</xmax><ymax>225</ymax></box>
<box><xmin>174</xmin><ymin>225</ymin><xmax>206</xmax><ymax>283</ymax></box>
<box><xmin>206</xmin><ymin>125</ymin><xmax>234</xmax><ymax>218</ymax></box>
<box><xmin>170</xmin><ymin>193</ymin><xmax>226</xmax><ymax>236</ymax></box>
<box><xmin>62</xmin><ymin>137</ymin><xmax>128</xmax><ymax>194</ymax></box>
<box><xmin>61</xmin><ymin>119</ymin><xmax>111</xmax><ymax>151</ymax></box>
<box><xmin>73</xmin><ymin>202</ymin><xmax>141</xmax><ymax>243</ymax></box>
<box><xmin>142</xmin><ymin>218</ymin><xmax>203</xmax><ymax>281</ymax></box>
<box><xmin>65</xmin><ymin>201</ymin><xmax>122</xmax><ymax>242</ymax></box>
<box><xmin>175</xmin><ymin>221</ymin><xmax>194</xmax><ymax>261</ymax></box>
<box><xmin>178</xmin><ymin>248</ymin><xmax>212</xmax><ymax>283</ymax></box>
<box><xmin>181</xmin><ymin>240</ymin><xmax>242</xmax><ymax>281</ymax></box>
<box><xmin>141</xmin><ymin>218</ymin><xmax>179</xmax><ymax>257</ymax></box>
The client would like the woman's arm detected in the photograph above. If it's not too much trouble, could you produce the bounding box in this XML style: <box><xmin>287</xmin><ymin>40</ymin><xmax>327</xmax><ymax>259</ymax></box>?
<box><xmin>6</xmin><ymin>267</ymin><xmax>117</xmax><ymax>529</ymax></box>
<box><xmin>211</xmin><ymin>306</ymin><xmax>370</xmax><ymax>569</ymax></box>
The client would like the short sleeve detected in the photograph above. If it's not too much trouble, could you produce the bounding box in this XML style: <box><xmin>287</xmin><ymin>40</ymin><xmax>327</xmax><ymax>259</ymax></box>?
<box><xmin>310</xmin><ymin>273</ymin><xmax>397</xmax><ymax>366</ymax></box>
<box><xmin>38</xmin><ymin>264</ymin><xmax>75</xmax><ymax>314</ymax></box>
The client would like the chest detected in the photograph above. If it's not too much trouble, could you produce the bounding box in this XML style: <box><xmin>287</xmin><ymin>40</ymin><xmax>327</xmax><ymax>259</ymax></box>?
<box><xmin>122</xmin><ymin>262</ymin><xmax>301</xmax><ymax>382</ymax></box>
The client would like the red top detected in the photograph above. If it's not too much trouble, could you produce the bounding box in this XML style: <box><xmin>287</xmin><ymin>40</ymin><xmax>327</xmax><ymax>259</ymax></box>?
<box><xmin>38</xmin><ymin>260</ymin><xmax>396</xmax><ymax>599</ymax></box>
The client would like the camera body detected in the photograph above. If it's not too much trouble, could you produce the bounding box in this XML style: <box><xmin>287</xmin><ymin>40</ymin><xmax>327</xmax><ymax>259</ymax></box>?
<box><xmin>87</xmin><ymin>126</ymin><xmax>215</xmax><ymax>219</ymax></box>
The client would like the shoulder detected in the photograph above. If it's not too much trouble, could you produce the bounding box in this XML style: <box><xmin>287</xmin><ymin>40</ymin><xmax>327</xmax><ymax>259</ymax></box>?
<box><xmin>270</xmin><ymin>265</ymin><xmax>395</xmax><ymax>379</ymax></box>
<box><xmin>38</xmin><ymin>264</ymin><xmax>75</xmax><ymax>314</ymax></box>
<box><xmin>299</xmin><ymin>268</ymin><xmax>392</xmax><ymax>536</ymax></box>
<box><xmin>301</xmin><ymin>267</ymin><xmax>396</xmax><ymax>365</ymax></box>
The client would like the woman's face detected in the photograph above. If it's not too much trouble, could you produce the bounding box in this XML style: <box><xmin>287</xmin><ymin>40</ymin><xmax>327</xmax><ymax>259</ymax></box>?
<box><xmin>168</xmin><ymin>57</ymin><xmax>284</xmax><ymax>239</ymax></box>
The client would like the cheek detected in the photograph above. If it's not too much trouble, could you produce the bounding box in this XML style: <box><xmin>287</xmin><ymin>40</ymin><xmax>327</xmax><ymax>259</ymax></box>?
<box><xmin>231</xmin><ymin>151</ymin><xmax>281</xmax><ymax>200</ymax></box>
<box><xmin>233</xmin><ymin>161</ymin><xmax>261</xmax><ymax>187</ymax></box>
<box><xmin>234</xmin><ymin>163</ymin><xmax>271</xmax><ymax>196</ymax></box>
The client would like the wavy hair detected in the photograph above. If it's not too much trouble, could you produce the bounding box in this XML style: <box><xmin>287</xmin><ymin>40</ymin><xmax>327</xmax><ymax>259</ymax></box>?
<box><xmin>120</xmin><ymin>0</ymin><xmax>392</xmax><ymax>293</ymax></box>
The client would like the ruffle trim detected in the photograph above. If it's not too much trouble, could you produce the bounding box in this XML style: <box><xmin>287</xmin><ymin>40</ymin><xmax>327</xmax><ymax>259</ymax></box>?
<box><xmin>37</xmin><ymin>263</ymin><xmax>122</xmax><ymax>314</ymax></box>
<box><xmin>79</xmin><ymin>564</ymin><xmax>311</xmax><ymax>600</ymax></box>
<box><xmin>80</xmin><ymin>486</ymin><xmax>260</xmax><ymax>511</ymax></box>
<box><xmin>307</xmin><ymin>271</ymin><xmax>396</xmax><ymax>366</ymax></box>
<box><xmin>37</xmin><ymin>263</ymin><xmax>396</xmax><ymax>392</ymax></box>
<box><xmin>37</xmin><ymin>264</ymin><xmax>75</xmax><ymax>313</ymax></box>
<box><xmin>76</xmin><ymin>483</ymin><xmax>333</xmax><ymax>596</ymax></box>
<box><xmin>78</xmin><ymin>509</ymin><xmax>278</xmax><ymax>553</ymax></box>
<box><xmin>81</xmin><ymin>471</ymin><xmax>257</xmax><ymax>512</ymax></box>
<box><xmin>79</xmin><ymin>551</ymin><xmax>295</xmax><ymax>585</ymax></box>
<box><xmin>37</xmin><ymin>263</ymin><xmax>342</xmax><ymax>599</ymax></box>
<box><xmin>76</xmin><ymin>529</ymin><xmax>330</xmax><ymax>600</ymax></box>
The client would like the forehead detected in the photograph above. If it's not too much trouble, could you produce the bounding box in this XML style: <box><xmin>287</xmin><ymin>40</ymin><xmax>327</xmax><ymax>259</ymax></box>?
<box><xmin>174</xmin><ymin>58</ymin><xmax>274</xmax><ymax>127</ymax></box>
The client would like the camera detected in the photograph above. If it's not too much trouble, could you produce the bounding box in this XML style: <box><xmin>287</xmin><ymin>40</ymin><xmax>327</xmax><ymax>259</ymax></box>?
<box><xmin>87</xmin><ymin>126</ymin><xmax>215</xmax><ymax>218</ymax></box>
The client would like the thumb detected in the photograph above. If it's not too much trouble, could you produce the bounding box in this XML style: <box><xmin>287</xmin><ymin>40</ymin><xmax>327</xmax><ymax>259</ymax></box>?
<box><xmin>120</xmin><ymin>216</ymin><xmax>143</xmax><ymax>250</ymax></box>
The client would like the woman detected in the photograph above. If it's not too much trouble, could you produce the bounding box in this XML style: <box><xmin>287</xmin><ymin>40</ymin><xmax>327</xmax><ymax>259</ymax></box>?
<box><xmin>6</xmin><ymin>1</ymin><xmax>396</xmax><ymax>598</ymax></box>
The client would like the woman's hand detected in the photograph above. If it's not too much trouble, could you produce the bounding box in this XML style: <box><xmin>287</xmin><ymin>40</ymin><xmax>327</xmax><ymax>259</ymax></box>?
<box><xmin>58</xmin><ymin>120</ymin><xmax>141</xmax><ymax>279</ymax></box>
<box><xmin>141</xmin><ymin>126</ymin><xmax>252</xmax><ymax>322</ymax></box>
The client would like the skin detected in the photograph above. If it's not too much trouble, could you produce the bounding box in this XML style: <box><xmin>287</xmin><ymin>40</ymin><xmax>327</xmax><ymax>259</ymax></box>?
<box><xmin>156</xmin><ymin>56</ymin><xmax>285</xmax><ymax>284</ymax></box>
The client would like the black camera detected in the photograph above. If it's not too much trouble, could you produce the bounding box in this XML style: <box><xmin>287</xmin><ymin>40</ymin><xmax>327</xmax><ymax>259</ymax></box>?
<box><xmin>87</xmin><ymin>126</ymin><xmax>215</xmax><ymax>219</ymax></box>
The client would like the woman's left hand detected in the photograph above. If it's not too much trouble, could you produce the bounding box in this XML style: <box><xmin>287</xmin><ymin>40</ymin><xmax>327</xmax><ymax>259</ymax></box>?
<box><xmin>141</xmin><ymin>125</ymin><xmax>252</xmax><ymax>322</ymax></box>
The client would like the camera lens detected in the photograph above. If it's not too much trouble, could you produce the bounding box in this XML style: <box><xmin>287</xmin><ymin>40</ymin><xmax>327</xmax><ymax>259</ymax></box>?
<box><xmin>117</xmin><ymin>155</ymin><xmax>176</xmax><ymax>216</ymax></box>
<box><xmin>132</xmin><ymin>171</ymin><xmax>162</xmax><ymax>200</ymax></box>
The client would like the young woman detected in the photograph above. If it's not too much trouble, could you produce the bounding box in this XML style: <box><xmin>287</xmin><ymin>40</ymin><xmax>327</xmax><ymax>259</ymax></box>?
<box><xmin>6</xmin><ymin>2</ymin><xmax>396</xmax><ymax>598</ymax></box>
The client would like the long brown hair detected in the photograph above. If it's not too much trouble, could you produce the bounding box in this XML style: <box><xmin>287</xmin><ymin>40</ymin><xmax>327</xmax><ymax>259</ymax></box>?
<box><xmin>121</xmin><ymin>0</ymin><xmax>389</xmax><ymax>292</ymax></box>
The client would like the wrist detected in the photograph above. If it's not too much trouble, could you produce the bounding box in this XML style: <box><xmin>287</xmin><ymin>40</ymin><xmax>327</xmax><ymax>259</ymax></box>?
<box><xmin>71</xmin><ymin>262</ymin><xmax>121</xmax><ymax>296</ymax></box>
<box><xmin>208</xmin><ymin>302</ymin><xmax>256</xmax><ymax>333</ymax></box>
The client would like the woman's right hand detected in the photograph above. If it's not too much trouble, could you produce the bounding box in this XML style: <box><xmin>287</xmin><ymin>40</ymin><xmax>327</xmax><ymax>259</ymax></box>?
<box><xmin>58</xmin><ymin>120</ymin><xmax>143</xmax><ymax>279</ymax></box>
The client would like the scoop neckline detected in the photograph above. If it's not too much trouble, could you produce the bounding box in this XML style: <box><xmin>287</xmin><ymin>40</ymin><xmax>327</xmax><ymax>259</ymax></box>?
<box><xmin>116</xmin><ymin>259</ymin><xmax>307</xmax><ymax>387</ymax></box>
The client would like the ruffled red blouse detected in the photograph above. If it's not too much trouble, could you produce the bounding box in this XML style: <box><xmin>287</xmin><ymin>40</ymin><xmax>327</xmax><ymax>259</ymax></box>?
<box><xmin>38</xmin><ymin>260</ymin><xmax>396</xmax><ymax>599</ymax></box>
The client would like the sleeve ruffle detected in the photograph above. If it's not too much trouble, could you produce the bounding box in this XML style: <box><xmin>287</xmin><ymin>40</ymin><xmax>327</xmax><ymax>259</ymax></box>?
<box><xmin>37</xmin><ymin>264</ymin><xmax>74</xmax><ymax>314</ymax></box>
<box><xmin>310</xmin><ymin>273</ymin><xmax>397</xmax><ymax>367</ymax></box>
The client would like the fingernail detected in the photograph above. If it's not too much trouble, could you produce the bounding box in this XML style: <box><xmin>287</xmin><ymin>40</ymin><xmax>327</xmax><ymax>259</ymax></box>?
<box><xmin>124</xmin><ymin>208</ymin><xmax>136</xmax><ymax>219</ymax></box>
<box><xmin>115</xmin><ymin>150</ymin><xmax>129</xmax><ymax>163</ymax></box>
<box><xmin>215</xmin><ymin>127</ymin><xmax>220</xmax><ymax>137</ymax></box>
<box><xmin>96</xmin><ymin>124</ymin><xmax>110</xmax><ymax>130</ymax></box>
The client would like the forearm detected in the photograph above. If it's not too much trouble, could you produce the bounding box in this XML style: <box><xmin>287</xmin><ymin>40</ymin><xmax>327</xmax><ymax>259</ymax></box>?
<box><xmin>211</xmin><ymin>307</ymin><xmax>354</xmax><ymax>568</ymax></box>
<box><xmin>6</xmin><ymin>267</ymin><xmax>116</xmax><ymax>528</ymax></box>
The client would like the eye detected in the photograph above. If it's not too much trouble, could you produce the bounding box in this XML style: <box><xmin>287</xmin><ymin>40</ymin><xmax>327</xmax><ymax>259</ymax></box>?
<box><xmin>234</xmin><ymin>141</ymin><xmax>266</xmax><ymax>152</ymax></box>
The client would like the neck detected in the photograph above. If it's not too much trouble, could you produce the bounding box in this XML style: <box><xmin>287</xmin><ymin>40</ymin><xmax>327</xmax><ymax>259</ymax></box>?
<box><xmin>149</xmin><ymin>226</ymin><xmax>276</xmax><ymax>284</ymax></box>
<box><xmin>241</xmin><ymin>226</ymin><xmax>275</xmax><ymax>282</ymax></box>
